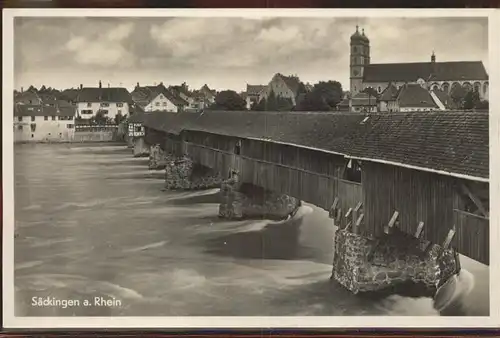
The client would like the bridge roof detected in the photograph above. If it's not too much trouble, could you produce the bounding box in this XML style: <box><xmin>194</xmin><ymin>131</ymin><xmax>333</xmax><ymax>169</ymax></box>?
<box><xmin>142</xmin><ymin>110</ymin><xmax>489</xmax><ymax>182</ymax></box>
<box><xmin>344</xmin><ymin>112</ymin><xmax>489</xmax><ymax>181</ymax></box>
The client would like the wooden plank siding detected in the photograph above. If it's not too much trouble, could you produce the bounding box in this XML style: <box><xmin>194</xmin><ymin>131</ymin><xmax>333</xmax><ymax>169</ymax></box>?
<box><xmin>185</xmin><ymin>141</ymin><xmax>363</xmax><ymax>212</ymax></box>
<box><xmin>144</xmin><ymin>127</ymin><xmax>165</xmax><ymax>147</ymax></box>
<box><xmin>453</xmin><ymin>210</ymin><xmax>489</xmax><ymax>265</ymax></box>
<box><xmin>151</xmin><ymin>129</ymin><xmax>489</xmax><ymax>265</ymax></box>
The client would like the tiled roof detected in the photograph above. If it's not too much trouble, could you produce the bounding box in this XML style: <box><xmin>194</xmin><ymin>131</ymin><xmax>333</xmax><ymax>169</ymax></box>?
<box><xmin>379</xmin><ymin>83</ymin><xmax>399</xmax><ymax>101</ymax></box>
<box><xmin>128</xmin><ymin>105</ymin><xmax>147</xmax><ymax>123</ymax></box>
<box><xmin>59</xmin><ymin>89</ymin><xmax>80</xmax><ymax>102</ymax></box>
<box><xmin>363</xmin><ymin>61</ymin><xmax>488</xmax><ymax>83</ymax></box>
<box><xmin>76</xmin><ymin>87</ymin><xmax>132</xmax><ymax>103</ymax></box>
<box><xmin>14</xmin><ymin>104</ymin><xmax>76</xmax><ymax>117</ymax></box>
<box><xmin>351</xmin><ymin>92</ymin><xmax>377</xmax><ymax>107</ymax></box>
<box><xmin>275</xmin><ymin>74</ymin><xmax>302</xmax><ymax>95</ymax></box>
<box><xmin>344</xmin><ymin>112</ymin><xmax>488</xmax><ymax>179</ymax></box>
<box><xmin>246</xmin><ymin>85</ymin><xmax>267</xmax><ymax>96</ymax></box>
<box><xmin>397</xmin><ymin>84</ymin><xmax>438</xmax><ymax>108</ymax></box>
<box><xmin>131</xmin><ymin>84</ymin><xmax>187</xmax><ymax>107</ymax></box>
<box><xmin>143</xmin><ymin>110</ymin><xmax>488</xmax><ymax>180</ymax></box>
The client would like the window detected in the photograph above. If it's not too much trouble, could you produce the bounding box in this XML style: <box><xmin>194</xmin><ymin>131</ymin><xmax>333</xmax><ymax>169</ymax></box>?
<box><xmin>44</xmin><ymin>116</ymin><xmax>48</xmax><ymax>121</ymax></box>
<box><xmin>117</xmin><ymin>110</ymin><xmax>122</xmax><ymax>115</ymax></box>
<box><xmin>81</xmin><ymin>110</ymin><xmax>93</xmax><ymax>115</ymax></box>
<box><xmin>17</xmin><ymin>116</ymin><xmax>22</xmax><ymax>122</ymax></box>
<box><xmin>52</xmin><ymin>116</ymin><xmax>56</xmax><ymax>121</ymax></box>
<box><xmin>100</xmin><ymin>103</ymin><xmax>110</xmax><ymax>107</ymax></box>
<box><xmin>101</xmin><ymin>110</ymin><xmax>109</xmax><ymax>115</ymax></box>
<box><xmin>17</xmin><ymin>125</ymin><xmax>23</xmax><ymax>130</ymax></box>
<box><xmin>117</xmin><ymin>103</ymin><xmax>123</xmax><ymax>107</ymax></box>
<box><xmin>155</xmin><ymin>102</ymin><xmax>160</xmax><ymax>106</ymax></box>
<box><xmin>67</xmin><ymin>124</ymin><xmax>74</xmax><ymax>129</ymax></box>
<box><xmin>31</xmin><ymin>116</ymin><xmax>35</xmax><ymax>122</ymax></box>
<box><xmin>378</xmin><ymin>86</ymin><xmax>382</xmax><ymax>93</ymax></box>
<box><xmin>163</xmin><ymin>102</ymin><xmax>167</xmax><ymax>106</ymax></box>
<box><xmin>87</xmin><ymin>103</ymin><xmax>92</xmax><ymax>107</ymax></box>
<box><xmin>31</xmin><ymin>134</ymin><xmax>34</xmax><ymax>138</ymax></box>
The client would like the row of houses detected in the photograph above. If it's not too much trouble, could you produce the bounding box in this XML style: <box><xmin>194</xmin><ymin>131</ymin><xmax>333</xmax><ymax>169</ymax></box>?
<box><xmin>338</xmin><ymin>82</ymin><xmax>461</xmax><ymax>113</ymax></box>
<box><xmin>13</xmin><ymin>81</ymin><xmax>218</xmax><ymax>142</ymax></box>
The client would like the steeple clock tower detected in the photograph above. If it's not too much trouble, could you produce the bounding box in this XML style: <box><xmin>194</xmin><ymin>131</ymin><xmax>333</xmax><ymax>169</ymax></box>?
<box><xmin>350</xmin><ymin>26</ymin><xmax>370</xmax><ymax>96</ymax></box>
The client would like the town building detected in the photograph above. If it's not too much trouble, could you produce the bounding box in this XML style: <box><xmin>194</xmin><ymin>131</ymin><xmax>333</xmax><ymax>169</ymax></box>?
<box><xmin>75</xmin><ymin>81</ymin><xmax>132</xmax><ymax>120</ymax></box>
<box><xmin>349</xmin><ymin>26</ymin><xmax>489</xmax><ymax>101</ymax></box>
<box><xmin>349</xmin><ymin>92</ymin><xmax>377</xmax><ymax>112</ymax></box>
<box><xmin>259</xmin><ymin>73</ymin><xmax>305</xmax><ymax>106</ymax></box>
<box><xmin>378</xmin><ymin>83</ymin><xmax>457</xmax><ymax>112</ymax></box>
<box><xmin>14</xmin><ymin>104</ymin><xmax>76</xmax><ymax>142</ymax></box>
<box><xmin>245</xmin><ymin>84</ymin><xmax>267</xmax><ymax>109</ymax></box>
<box><xmin>131</xmin><ymin>83</ymin><xmax>187</xmax><ymax>113</ymax></box>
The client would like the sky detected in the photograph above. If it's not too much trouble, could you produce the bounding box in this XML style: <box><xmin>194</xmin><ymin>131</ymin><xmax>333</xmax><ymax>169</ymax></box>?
<box><xmin>13</xmin><ymin>16</ymin><xmax>488</xmax><ymax>93</ymax></box>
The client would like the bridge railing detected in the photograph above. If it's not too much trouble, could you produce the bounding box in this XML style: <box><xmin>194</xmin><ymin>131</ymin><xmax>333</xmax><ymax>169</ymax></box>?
<box><xmin>453</xmin><ymin>209</ymin><xmax>489</xmax><ymax>265</ymax></box>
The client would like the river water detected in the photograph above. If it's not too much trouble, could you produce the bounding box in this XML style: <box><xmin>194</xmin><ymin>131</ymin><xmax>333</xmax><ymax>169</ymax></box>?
<box><xmin>13</xmin><ymin>144</ymin><xmax>489</xmax><ymax>317</ymax></box>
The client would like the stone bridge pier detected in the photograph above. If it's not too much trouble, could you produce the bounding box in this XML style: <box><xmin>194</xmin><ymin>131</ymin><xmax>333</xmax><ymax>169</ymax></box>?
<box><xmin>132</xmin><ymin>136</ymin><xmax>150</xmax><ymax>158</ymax></box>
<box><xmin>218</xmin><ymin>172</ymin><xmax>301</xmax><ymax>221</ymax></box>
<box><xmin>164</xmin><ymin>155</ymin><xmax>223</xmax><ymax>190</ymax></box>
<box><xmin>148</xmin><ymin>144</ymin><xmax>169</xmax><ymax>170</ymax></box>
<box><xmin>330</xmin><ymin>206</ymin><xmax>461</xmax><ymax>297</ymax></box>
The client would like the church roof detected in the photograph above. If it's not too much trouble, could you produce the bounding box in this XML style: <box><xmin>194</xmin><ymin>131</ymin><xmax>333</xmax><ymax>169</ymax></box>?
<box><xmin>363</xmin><ymin>61</ymin><xmax>488</xmax><ymax>83</ymax></box>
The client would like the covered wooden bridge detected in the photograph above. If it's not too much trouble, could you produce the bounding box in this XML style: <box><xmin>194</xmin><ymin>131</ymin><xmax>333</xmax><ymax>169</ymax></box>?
<box><xmin>135</xmin><ymin>110</ymin><xmax>489</xmax><ymax>266</ymax></box>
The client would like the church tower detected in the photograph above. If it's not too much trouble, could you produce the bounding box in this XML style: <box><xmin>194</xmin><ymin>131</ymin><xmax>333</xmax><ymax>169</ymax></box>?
<box><xmin>350</xmin><ymin>26</ymin><xmax>370</xmax><ymax>96</ymax></box>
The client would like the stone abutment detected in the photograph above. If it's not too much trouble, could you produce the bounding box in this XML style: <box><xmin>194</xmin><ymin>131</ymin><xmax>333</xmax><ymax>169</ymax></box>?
<box><xmin>218</xmin><ymin>175</ymin><xmax>301</xmax><ymax>221</ymax></box>
<box><xmin>331</xmin><ymin>226</ymin><xmax>461</xmax><ymax>296</ymax></box>
<box><xmin>132</xmin><ymin>137</ymin><xmax>150</xmax><ymax>158</ymax></box>
<box><xmin>164</xmin><ymin>155</ymin><xmax>223</xmax><ymax>190</ymax></box>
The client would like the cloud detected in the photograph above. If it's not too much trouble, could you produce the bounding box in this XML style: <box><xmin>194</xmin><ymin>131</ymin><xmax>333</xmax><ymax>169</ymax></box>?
<box><xmin>13</xmin><ymin>16</ymin><xmax>488</xmax><ymax>92</ymax></box>
<box><xmin>63</xmin><ymin>22</ymin><xmax>136</xmax><ymax>67</ymax></box>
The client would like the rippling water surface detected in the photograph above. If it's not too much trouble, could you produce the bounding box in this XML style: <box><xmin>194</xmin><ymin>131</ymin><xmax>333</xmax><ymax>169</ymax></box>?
<box><xmin>14</xmin><ymin>144</ymin><xmax>489</xmax><ymax>317</ymax></box>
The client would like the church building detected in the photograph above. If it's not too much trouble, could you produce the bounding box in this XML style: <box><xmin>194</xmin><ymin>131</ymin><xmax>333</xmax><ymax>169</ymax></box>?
<box><xmin>349</xmin><ymin>26</ymin><xmax>489</xmax><ymax>101</ymax></box>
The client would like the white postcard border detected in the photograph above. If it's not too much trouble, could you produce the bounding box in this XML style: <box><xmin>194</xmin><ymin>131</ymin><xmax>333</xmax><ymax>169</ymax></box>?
<box><xmin>3</xmin><ymin>8</ymin><xmax>499</xmax><ymax>329</ymax></box>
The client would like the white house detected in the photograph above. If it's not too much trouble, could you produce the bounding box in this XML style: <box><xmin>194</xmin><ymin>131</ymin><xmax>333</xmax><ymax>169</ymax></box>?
<box><xmin>76</xmin><ymin>81</ymin><xmax>132</xmax><ymax>120</ymax></box>
<box><xmin>131</xmin><ymin>83</ymin><xmax>187</xmax><ymax>113</ymax></box>
<box><xmin>14</xmin><ymin>104</ymin><xmax>76</xmax><ymax>142</ymax></box>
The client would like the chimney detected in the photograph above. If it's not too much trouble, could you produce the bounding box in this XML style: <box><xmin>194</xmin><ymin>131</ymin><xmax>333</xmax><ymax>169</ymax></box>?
<box><xmin>136</xmin><ymin>82</ymin><xmax>140</xmax><ymax>88</ymax></box>
<box><xmin>108</xmin><ymin>83</ymin><xmax>110</xmax><ymax>88</ymax></box>
<box><xmin>99</xmin><ymin>80</ymin><xmax>102</xmax><ymax>88</ymax></box>
<box><xmin>21</xmin><ymin>87</ymin><xmax>23</xmax><ymax>93</ymax></box>
<box><xmin>80</xmin><ymin>84</ymin><xmax>83</xmax><ymax>90</ymax></box>
<box><xmin>431</xmin><ymin>51</ymin><xmax>436</xmax><ymax>63</ymax></box>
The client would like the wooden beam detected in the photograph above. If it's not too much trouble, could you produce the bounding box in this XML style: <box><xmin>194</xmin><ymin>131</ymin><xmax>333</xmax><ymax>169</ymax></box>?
<box><xmin>461</xmin><ymin>183</ymin><xmax>489</xmax><ymax>218</ymax></box>
<box><xmin>329</xmin><ymin>197</ymin><xmax>339</xmax><ymax>219</ymax></box>
<box><xmin>353</xmin><ymin>213</ymin><xmax>364</xmax><ymax>234</ymax></box>
<box><xmin>345</xmin><ymin>208</ymin><xmax>352</xmax><ymax>219</ymax></box>
<box><xmin>384</xmin><ymin>211</ymin><xmax>399</xmax><ymax>234</ymax></box>
<box><xmin>442</xmin><ymin>225</ymin><xmax>457</xmax><ymax>250</ymax></box>
<box><xmin>415</xmin><ymin>221</ymin><xmax>425</xmax><ymax>238</ymax></box>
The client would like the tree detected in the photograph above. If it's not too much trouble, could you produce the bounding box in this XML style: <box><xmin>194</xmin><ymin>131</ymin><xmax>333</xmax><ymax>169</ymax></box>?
<box><xmin>361</xmin><ymin>87</ymin><xmax>379</xmax><ymax>99</ymax></box>
<box><xmin>463</xmin><ymin>89</ymin><xmax>481</xmax><ymax>110</ymax></box>
<box><xmin>261</xmin><ymin>89</ymin><xmax>294</xmax><ymax>111</ymax></box>
<box><xmin>251</xmin><ymin>98</ymin><xmax>266</xmax><ymax>111</ymax></box>
<box><xmin>114</xmin><ymin>112</ymin><xmax>128</xmax><ymax>125</ymax></box>
<box><xmin>450</xmin><ymin>85</ymin><xmax>467</xmax><ymax>107</ymax></box>
<box><xmin>209</xmin><ymin>90</ymin><xmax>247</xmax><ymax>111</ymax></box>
<box><xmin>313</xmin><ymin>81</ymin><xmax>344</xmax><ymax>108</ymax></box>
<box><xmin>91</xmin><ymin>110</ymin><xmax>111</xmax><ymax>125</ymax></box>
<box><xmin>295</xmin><ymin>90</ymin><xmax>331</xmax><ymax>111</ymax></box>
